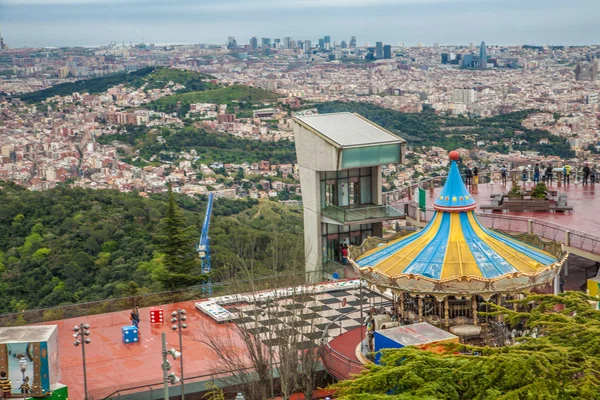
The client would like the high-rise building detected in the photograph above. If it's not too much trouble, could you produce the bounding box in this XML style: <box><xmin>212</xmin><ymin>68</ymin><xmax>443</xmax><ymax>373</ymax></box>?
<box><xmin>452</xmin><ymin>88</ymin><xmax>477</xmax><ymax>104</ymax></box>
<box><xmin>324</xmin><ymin>36</ymin><xmax>331</xmax><ymax>44</ymax></box>
<box><xmin>0</xmin><ymin>28</ymin><xmax>5</xmax><ymax>51</ymax></box>
<box><xmin>249</xmin><ymin>37</ymin><xmax>258</xmax><ymax>50</ymax></box>
<box><xmin>283</xmin><ymin>37</ymin><xmax>292</xmax><ymax>49</ymax></box>
<box><xmin>261</xmin><ymin>38</ymin><xmax>271</xmax><ymax>48</ymax></box>
<box><xmin>340</xmin><ymin>41</ymin><xmax>347</xmax><ymax>49</ymax></box>
<box><xmin>227</xmin><ymin>36</ymin><xmax>237</xmax><ymax>49</ymax></box>
<box><xmin>441</xmin><ymin>53</ymin><xmax>450</xmax><ymax>64</ymax></box>
<box><xmin>479</xmin><ymin>41</ymin><xmax>487</xmax><ymax>70</ymax></box>
<box><xmin>318</xmin><ymin>38</ymin><xmax>325</xmax><ymax>49</ymax></box>
<box><xmin>273</xmin><ymin>38</ymin><xmax>281</xmax><ymax>48</ymax></box>
<box><xmin>349</xmin><ymin>36</ymin><xmax>357</xmax><ymax>48</ymax></box>
<box><xmin>304</xmin><ymin>40</ymin><xmax>312</xmax><ymax>51</ymax></box>
<box><xmin>383</xmin><ymin>44</ymin><xmax>392</xmax><ymax>59</ymax></box>
<box><xmin>585</xmin><ymin>93</ymin><xmax>599</xmax><ymax>105</ymax></box>
<box><xmin>375</xmin><ymin>42</ymin><xmax>383</xmax><ymax>59</ymax></box>
<box><xmin>575</xmin><ymin>61</ymin><xmax>599</xmax><ymax>81</ymax></box>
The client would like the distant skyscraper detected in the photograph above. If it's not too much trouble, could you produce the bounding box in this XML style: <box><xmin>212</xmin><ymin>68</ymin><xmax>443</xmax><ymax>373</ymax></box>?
<box><xmin>283</xmin><ymin>37</ymin><xmax>292</xmax><ymax>49</ymax></box>
<box><xmin>250</xmin><ymin>37</ymin><xmax>258</xmax><ymax>50</ymax></box>
<box><xmin>227</xmin><ymin>36</ymin><xmax>237</xmax><ymax>49</ymax></box>
<box><xmin>261</xmin><ymin>38</ymin><xmax>271</xmax><ymax>48</ymax></box>
<box><xmin>304</xmin><ymin>40</ymin><xmax>312</xmax><ymax>51</ymax></box>
<box><xmin>324</xmin><ymin>36</ymin><xmax>331</xmax><ymax>44</ymax></box>
<box><xmin>318</xmin><ymin>38</ymin><xmax>325</xmax><ymax>49</ymax></box>
<box><xmin>274</xmin><ymin>38</ymin><xmax>281</xmax><ymax>48</ymax></box>
<box><xmin>0</xmin><ymin>28</ymin><xmax>5</xmax><ymax>51</ymax></box>
<box><xmin>375</xmin><ymin>42</ymin><xmax>383</xmax><ymax>59</ymax></box>
<box><xmin>479</xmin><ymin>41</ymin><xmax>487</xmax><ymax>70</ymax></box>
<box><xmin>349</xmin><ymin>36</ymin><xmax>357</xmax><ymax>48</ymax></box>
<box><xmin>441</xmin><ymin>53</ymin><xmax>449</xmax><ymax>64</ymax></box>
<box><xmin>575</xmin><ymin>61</ymin><xmax>599</xmax><ymax>81</ymax></box>
<box><xmin>383</xmin><ymin>45</ymin><xmax>392</xmax><ymax>59</ymax></box>
<box><xmin>340</xmin><ymin>41</ymin><xmax>347</xmax><ymax>49</ymax></box>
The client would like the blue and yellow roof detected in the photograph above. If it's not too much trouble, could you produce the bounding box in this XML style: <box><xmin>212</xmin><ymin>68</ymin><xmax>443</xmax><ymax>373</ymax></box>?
<box><xmin>355</xmin><ymin>152</ymin><xmax>559</xmax><ymax>283</ymax></box>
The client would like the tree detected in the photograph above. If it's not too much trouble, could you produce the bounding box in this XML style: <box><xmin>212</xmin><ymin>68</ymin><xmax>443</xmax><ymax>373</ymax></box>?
<box><xmin>333</xmin><ymin>291</ymin><xmax>600</xmax><ymax>399</ymax></box>
<box><xmin>199</xmin><ymin>248</ymin><xmax>320</xmax><ymax>400</ymax></box>
<box><xmin>154</xmin><ymin>184</ymin><xmax>205</xmax><ymax>289</ymax></box>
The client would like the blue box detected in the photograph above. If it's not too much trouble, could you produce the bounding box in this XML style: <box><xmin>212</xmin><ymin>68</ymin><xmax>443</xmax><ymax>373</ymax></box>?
<box><xmin>121</xmin><ymin>325</ymin><xmax>139</xmax><ymax>344</ymax></box>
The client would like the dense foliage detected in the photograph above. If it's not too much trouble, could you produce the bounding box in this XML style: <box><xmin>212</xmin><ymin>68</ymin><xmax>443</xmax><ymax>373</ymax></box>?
<box><xmin>333</xmin><ymin>291</ymin><xmax>600</xmax><ymax>399</ymax></box>
<box><xmin>97</xmin><ymin>125</ymin><xmax>297</xmax><ymax>164</ymax></box>
<box><xmin>0</xmin><ymin>182</ymin><xmax>306</xmax><ymax>313</ymax></box>
<box><xmin>316</xmin><ymin>102</ymin><xmax>574</xmax><ymax>158</ymax></box>
<box><xmin>148</xmin><ymin>84</ymin><xmax>278</xmax><ymax>116</ymax></box>
<box><xmin>18</xmin><ymin>67</ymin><xmax>215</xmax><ymax>103</ymax></box>
<box><xmin>153</xmin><ymin>185</ymin><xmax>206</xmax><ymax>289</ymax></box>
<box><xmin>19</xmin><ymin>67</ymin><xmax>157</xmax><ymax>103</ymax></box>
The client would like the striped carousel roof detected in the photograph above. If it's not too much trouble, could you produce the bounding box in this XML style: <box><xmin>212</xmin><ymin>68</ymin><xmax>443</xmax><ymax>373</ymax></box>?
<box><xmin>355</xmin><ymin>151</ymin><xmax>559</xmax><ymax>283</ymax></box>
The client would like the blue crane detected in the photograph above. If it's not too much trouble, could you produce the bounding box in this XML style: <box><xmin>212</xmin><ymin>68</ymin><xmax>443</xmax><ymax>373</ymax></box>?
<box><xmin>197</xmin><ymin>192</ymin><xmax>214</xmax><ymax>295</ymax></box>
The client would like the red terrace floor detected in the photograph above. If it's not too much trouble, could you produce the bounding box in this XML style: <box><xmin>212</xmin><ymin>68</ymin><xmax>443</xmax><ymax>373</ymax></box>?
<box><xmin>41</xmin><ymin>301</ymin><xmax>254</xmax><ymax>400</ymax></box>
<box><xmin>409</xmin><ymin>180</ymin><xmax>600</xmax><ymax>234</ymax></box>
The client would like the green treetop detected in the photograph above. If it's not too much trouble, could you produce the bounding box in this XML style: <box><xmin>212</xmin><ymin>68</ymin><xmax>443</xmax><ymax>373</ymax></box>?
<box><xmin>333</xmin><ymin>291</ymin><xmax>600</xmax><ymax>399</ymax></box>
<box><xmin>154</xmin><ymin>184</ymin><xmax>205</xmax><ymax>289</ymax></box>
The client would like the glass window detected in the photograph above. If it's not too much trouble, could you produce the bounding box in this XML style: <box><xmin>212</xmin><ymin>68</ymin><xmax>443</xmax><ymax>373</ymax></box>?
<box><xmin>360</xmin><ymin>176</ymin><xmax>372</xmax><ymax>204</ymax></box>
<box><xmin>325</xmin><ymin>171</ymin><xmax>337</xmax><ymax>179</ymax></box>
<box><xmin>349</xmin><ymin>168</ymin><xmax>360</xmax><ymax>177</ymax></box>
<box><xmin>341</xmin><ymin>144</ymin><xmax>401</xmax><ymax>169</ymax></box>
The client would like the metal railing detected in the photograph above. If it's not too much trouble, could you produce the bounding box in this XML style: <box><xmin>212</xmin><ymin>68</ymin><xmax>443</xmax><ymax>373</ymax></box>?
<box><xmin>98</xmin><ymin>365</ymin><xmax>261</xmax><ymax>400</ymax></box>
<box><xmin>404</xmin><ymin>203</ymin><xmax>600</xmax><ymax>257</ymax></box>
<box><xmin>0</xmin><ymin>266</ymin><xmax>342</xmax><ymax>327</ymax></box>
<box><xmin>322</xmin><ymin>203</ymin><xmax>404</xmax><ymax>223</ymax></box>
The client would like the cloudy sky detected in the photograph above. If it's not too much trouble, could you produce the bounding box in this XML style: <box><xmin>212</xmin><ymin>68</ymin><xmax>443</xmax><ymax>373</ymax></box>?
<box><xmin>1</xmin><ymin>0</ymin><xmax>599</xmax><ymax>48</ymax></box>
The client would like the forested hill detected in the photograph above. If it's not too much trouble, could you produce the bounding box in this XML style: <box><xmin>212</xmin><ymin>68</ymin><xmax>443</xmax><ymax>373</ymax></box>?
<box><xmin>0</xmin><ymin>182</ymin><xmax>291</xmax><ymax>313</ymax></box>
<box><xmin>18</xmin><ymin>67</ymin><xmax>216</xmax><ymax>103</ymax></box>
<box><xmin>315</xmin><ymin>102</ymin><xmax>574</xmax><ymax>158</ymax></box>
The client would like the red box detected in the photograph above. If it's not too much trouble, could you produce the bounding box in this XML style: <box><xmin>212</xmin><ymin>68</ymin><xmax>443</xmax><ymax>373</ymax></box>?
<box><xmin>150</xmin><ymin>308</ymin><xmax>164</xmax><ymax>323</ymax></box>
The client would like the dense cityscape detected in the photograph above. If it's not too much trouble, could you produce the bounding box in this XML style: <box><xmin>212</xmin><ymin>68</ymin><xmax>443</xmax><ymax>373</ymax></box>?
<box><xmin>2</xmin><ymin>6</ymin><xmax>600</xmax><ymax>399</ymax></box>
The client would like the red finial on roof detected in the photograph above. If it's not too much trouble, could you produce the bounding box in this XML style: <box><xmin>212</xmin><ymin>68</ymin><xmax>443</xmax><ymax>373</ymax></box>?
<box><xmin>449</xmin><ymin>151</ymin><xmax>459</xmax><ymax>161</ymax></box>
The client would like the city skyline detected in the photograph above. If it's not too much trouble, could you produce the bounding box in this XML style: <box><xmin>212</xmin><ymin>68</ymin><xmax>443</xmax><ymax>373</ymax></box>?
<box><xmin>1</xmin><ymin>0</ymin><xmax>600</xmax><ymax>48</ymax></box>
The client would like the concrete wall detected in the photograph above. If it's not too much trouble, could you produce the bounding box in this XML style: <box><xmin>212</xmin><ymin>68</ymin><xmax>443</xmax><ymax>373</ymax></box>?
<box><xmin>293</xmin><ymin>123</ymin><xmax>339</xmax><ymax>171</ymax></box>
<box><xmin>298</xmin><ymin>167</ymin><xmax>323</xmax><ymax>281</ymax></box>
<box><xmin>294</xmin><ymin>122</ymin><xmax>340</xmax><ymax>281</ymax></box>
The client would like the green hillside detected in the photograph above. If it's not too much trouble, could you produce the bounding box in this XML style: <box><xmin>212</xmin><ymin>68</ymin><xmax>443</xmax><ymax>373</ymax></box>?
<box><xmin>148</xmin><ymin>84</ymin><xmax>278</xmax><ymax>115</ymax></box>
<box><xmin>315</xmin><ymin>102</ymin><xmax>574</xmax><ymax>158</ymax></box>
<box><xmin>0</xmin><ymin>182</ymin><xmax>303</xmax><ymax>314</ymax></box>
<box><xmin>18</xmin><ymin>67</ymin><xmax>216</xmax><ymax>103</ymax></box>
<box><xmin>98</xmin><ymin>124</ymin><xmax>296</xmax><ymax>165</ymax></box>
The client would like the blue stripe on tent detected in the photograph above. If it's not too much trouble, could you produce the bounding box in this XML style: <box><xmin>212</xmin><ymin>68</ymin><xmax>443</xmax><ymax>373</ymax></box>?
<box><xmin>356</xmin><ymin>212</ymin><xmax>439</xmax><ymax>268</ymax></box>
<box><xmin>471</xmin><ymin>212</ymin><xmax>557</xmax><ymax>265</ymax></box>
<box><xmin>402</xmin><ymin>212</ymin><xmax>451</xmax><ymax>279</ymax></box>
<box><xmin>460</xmin><ymin>212</ymin><xmax>517</xmax><ymax>278</ymax></box>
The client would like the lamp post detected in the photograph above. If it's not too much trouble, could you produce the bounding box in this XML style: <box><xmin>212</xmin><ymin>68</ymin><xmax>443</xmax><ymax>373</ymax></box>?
<box><xmin>161</xmin><ymin>332</ymin><xmax>182</xmax><ymax>400</ymax></box>
<box><xmin>73</xmin><ymin>323</ymin><xmax>91</xmax><ymax>400</ymax></box>
<box><xmin>171</xmin><ymin>309</ymin><xmax>188</xmax><ymax>399</ymax></box>
<box><xmin>19</xmin><ymin>359</ymin><xmax>27</xmax><ymax>400</ymax></box>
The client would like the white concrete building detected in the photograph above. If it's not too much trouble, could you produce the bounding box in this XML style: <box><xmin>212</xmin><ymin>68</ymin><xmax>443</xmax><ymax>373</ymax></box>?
<box><xmin>293</xmin><ymin>112</ymin><xmax>406</xmax><ymax>281</ymax></box>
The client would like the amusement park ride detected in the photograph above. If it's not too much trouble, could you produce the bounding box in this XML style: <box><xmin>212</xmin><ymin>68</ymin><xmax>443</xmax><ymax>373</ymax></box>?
<box><xmin>197</xmin><ymin>192</ymin><xmax>214</xmax><ymax>295</ymax></box>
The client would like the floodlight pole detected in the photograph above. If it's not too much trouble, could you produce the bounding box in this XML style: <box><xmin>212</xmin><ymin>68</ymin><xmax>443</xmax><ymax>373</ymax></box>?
<box><xmin>161</xmin><ymin>332</ymin><xmax>169</xmax><ymax>400</ymax></box>
<box><xmin>171</xmin><ymin>309</ymin><xmax>188</xmax><ymax>400</ymax></box>
<box><xmin>73</xmin><ymin>323</ymin><xmax>91</xmax><ymax>400</ymax></box>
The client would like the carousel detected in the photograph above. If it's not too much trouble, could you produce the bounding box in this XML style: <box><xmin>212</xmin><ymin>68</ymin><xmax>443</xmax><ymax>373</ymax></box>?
<box><xmin>349</xmin><ymin>151</ymin><xmax>567</xmax><ymax>334</ymax></box>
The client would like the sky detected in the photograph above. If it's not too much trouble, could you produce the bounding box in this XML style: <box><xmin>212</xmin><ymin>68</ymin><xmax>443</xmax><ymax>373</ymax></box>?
<box><xmin>1</xmin><ymin>0</ymin><xmax>599</xmax><ymax>48</ymax></box>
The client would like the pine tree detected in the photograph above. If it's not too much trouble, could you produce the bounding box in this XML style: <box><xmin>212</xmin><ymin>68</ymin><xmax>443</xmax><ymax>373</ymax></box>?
<box><xmin>154</xmin><ymin>184</ymin><xmax>205</xmax><ymax>289</ymax></box>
